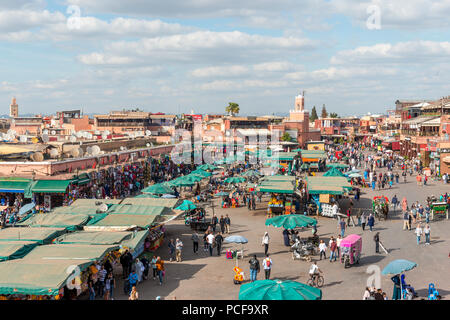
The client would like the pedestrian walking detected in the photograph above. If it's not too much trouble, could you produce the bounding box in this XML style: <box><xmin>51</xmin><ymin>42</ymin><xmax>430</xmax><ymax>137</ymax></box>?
<box><xmin>206</xmin><ymin>232</ymin><xmax>215</xmax><ymax>256</ymax></box>
<box><xmin>374</xmin><ymin>232</ymin><xmax>380</xmax><ymax>253</ymax></box>
<box><xmin>151</xmin><ymin>256</ymin><xmax>158</xmax><ymax>280</ymax></box>
<box><xmin>367</xmin><ymin>213</ymin><xmax>375</xmax><ymax>232</ymax></box>
<box><xmin>392</xmin><ymin>195</ymin><xmax>398</xmax><ymax>212</ymax></box>
<box><xmin>424</xmin><ymin>224</ymin><xmax>431</xmax><ymax>245</ymax></box>
<box><xmin>155</xmin><ymin>257</ymin><xmax>165</xmax><ymax>286</ymax></box>
<box><xmin>129</xmin><ymin>286</ymin><xmax>139</xmax><ymax>300</ymax></box>
<box><xmin>248</xmin><ymin>255</ymin><xmax>260</xmax><ymax>282</ymax></box>
<box><xmin>191</xmin><ymin>231</ymin><xmax>200</xmax><ymax>252</ymax></box>
<box><xmin>262</xmin><ymin>254</ymin><xmax>272</xmax><ymax>280</ymax></box>
<box><xmin>127</xmin><ymin>270</ymin><xmax>138</xmax><ymax>295</ymax></box>
<box><xmin>339</xmin><ymin>219</ymin><xmax>346</xmax><ymax>237</ymax></box>
<box><xmin>329</xmin><ymin>239</ymin><xmax>337</xmax><ymax>262</ymax></box>
<box><xmin>211</xmin><ymin>215</ymin><xmax>218</xmax><ymax>233</ymax></box>
<box><xmin>262</xmin><ymin>232</ymin><xmax>270</xmax><ymax>255</ymax></box>
<box><xmin>175</xmin><ymin>238</ymin><xmax>183</xmax><ymax>262</ymax></box>
<box><xmin>319</xmin><ymin>240</ymin><xmax>327</xmax><ymax>260</ymax></box>
<box><xmin>215</xmin><ymin>232</ymin><xmax>224</xmax><ymax>255</ymax></box>
<box><xmin>224</xmin><ymin>214</ymin><xmax>231</xmax><ymax>233</ymax></box>
<box><xmin>336</xmin><ymin>234</ymin><xmax>342</xmax><ymax>256</ymax></box>
<box><xmin>219</xmin><ymin>215</ymin><xmax>225</xmax><ymax>234</ymax></box>
<box><xmin>168</xmin><ymin>239</ymin><xmax>175</xmax><ymax>262</ymax></box>
<box><xmin>415</xmin><ymin>224</ymin><xmax>423</xmax><ymax>245</ymax></box>
<box><xmin>361</xmin><ymin>212</ymin><xmax>366</xmax><ymax>231</ymax></box>
<box><xmin>120</xmin><ymin>250</ymin><xmax>132</xmax><ymax>279</ymax></box>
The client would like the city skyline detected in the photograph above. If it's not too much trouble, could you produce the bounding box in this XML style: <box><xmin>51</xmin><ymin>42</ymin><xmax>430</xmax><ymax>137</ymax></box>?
<box><xmin>1</xmin><ymin>0</ymin><xmax>450</xmax><ymax>115</ymax></box>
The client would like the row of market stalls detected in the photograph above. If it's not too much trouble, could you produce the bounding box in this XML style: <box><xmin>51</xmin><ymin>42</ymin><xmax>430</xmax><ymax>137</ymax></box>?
<box><xmin>0</xmin><ymin>196</ymin><xmax>184</xmax><ymax>299</ymax></box>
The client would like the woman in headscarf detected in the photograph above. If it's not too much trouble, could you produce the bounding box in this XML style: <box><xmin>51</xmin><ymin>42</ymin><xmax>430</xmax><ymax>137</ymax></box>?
<box><xmin>135</xmin><ymin>258</ymin><xmax>144</xmax><ymax>283</ymax></box>
<box><xmin>282</xmin><ymin>229</ymin><xmax>290</xmax><ymax>246</ymax></box>
<box><xmin>401</xmin><ymin>197</ymin><xmax>408</xmax><ymax>213</ymax></box>
<box><xmin>391</xmin><ymin>274</ymin><xmax>401</xmax><ymax>300</ymax></box>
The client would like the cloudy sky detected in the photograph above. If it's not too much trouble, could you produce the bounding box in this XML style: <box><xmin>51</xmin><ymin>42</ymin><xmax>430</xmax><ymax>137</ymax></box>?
<box><xmin>1</xmin><ymin>0</ymin><xmax>450</xmax><ymax>116</ymax></box>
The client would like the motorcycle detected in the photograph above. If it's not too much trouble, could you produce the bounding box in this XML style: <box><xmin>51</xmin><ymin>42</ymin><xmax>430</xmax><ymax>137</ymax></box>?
<box><xmin>291</xmin><ymin>238</ymin><xmax>315</xmax><ymax>262</ymax></box>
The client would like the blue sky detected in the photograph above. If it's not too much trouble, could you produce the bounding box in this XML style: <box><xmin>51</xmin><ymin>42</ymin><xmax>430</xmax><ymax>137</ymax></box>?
<box><xmin>1</xmin><ymin>0</ymin><xmax>450</xmax><ymax>116</ymax></box>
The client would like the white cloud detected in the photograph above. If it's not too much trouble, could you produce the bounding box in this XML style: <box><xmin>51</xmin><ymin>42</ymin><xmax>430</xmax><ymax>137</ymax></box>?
<box><xmin>331</xmin><ymin>41</ymin><xmax>450</xmax><ymax>64</ymax></box>
<box><xmin>191</xmin><ymin>65</ymin><xmax>249</xmax><ymax>78</ymax></box>
<box><xmin>0</xmin><ymin>10</ymin><xmax>65</xmax><ymax>33</ymax></box>
<box><xmin>77</xmin><ymin>53</ymin><xmax>134</xmax><ymax>65</ymax></box>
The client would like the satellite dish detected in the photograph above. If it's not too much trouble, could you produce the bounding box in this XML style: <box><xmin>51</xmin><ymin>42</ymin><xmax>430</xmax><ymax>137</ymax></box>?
<box><xmin>49</xmin><ymin>148</ymin><xmax>59</xmax><ymax>158</ymax></box>
<box><xmin>43</xmin><ymin>129</ymin><xmax>49</xmax><ymax>135</ymax></box>
<box><xmin>120</xmin><ymin>146</ymin><xmax>126</xmax><ymax>151</ymax></box>
<box><xmin>42</xmin><ymin>134</ymin><xmax>49</xmax><ymax>143</ymax></box>
<box><xmin>104</xmin><ymin>130</ymin><xmax>110</xmax><ymax>135</ymax></box>
<box><xmin>82</xmin><ymin>131</ymin><xmax>88</xmax><ymax>138</ymax></box>
<box><xmin>146</xmin><ymin>143</ymin><xmax>150</xmax><ymax>147</ymax></box>
<box><xmin>19</xmin><ymin>135</ymin><xmax>27</xmax><ymax>143</ymax></box>
<box><xmin>145</xmin><ymin>130</ymin><xmax>151</xmax><ymax>136</ymax></box>
<box><xmin>91</xmin><ymin>145</ymin><xmax>101</xmax><ymax>156</ymax></box>
<box><xmin>7</xmin><ymin>129</ymin><xmax>17</xmax><ymax>136</ymax></box>
<box><xmin>70</xmin><ymin>135</ymin><xmax>77</xmax><ymax>143</ymax></box>
<box><xmin>101</xmin><ymin>132</ymin><xmax>107</xmax><ymax>140</ymax></box>
<box><xmin>51</xmin><ymin>130</ymin><xmax>56</xmax><ymax>135</ymax></box>
<box><xmin>86</xmin><ymin>146</ymin><xmax>93</xmax><ymax>155</ymax></box>
<box><xmin>87</xmin><ymin>133</ymin><xmax>93</xmax><ymax>139</ymax></box>
<box><xmin>94</xmin><ymin>130</ymin><xmax>100</xmax><ymax>135</ymax></box>
<box><xmin>76</xmin><ymin>131</ymin><xmax>83</xmax><ymax>138</ymax></box>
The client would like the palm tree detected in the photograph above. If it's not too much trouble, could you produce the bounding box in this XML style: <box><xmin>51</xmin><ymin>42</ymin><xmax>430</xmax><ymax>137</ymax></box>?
<box><xmin>226</xmin><ymin>102</ymin><xmax>240</xmax><ymax>116</ymax></box>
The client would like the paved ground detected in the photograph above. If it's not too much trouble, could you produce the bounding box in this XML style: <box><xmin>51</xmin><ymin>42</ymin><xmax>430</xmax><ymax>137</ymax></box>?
<box><xmin>111</xmin><ymin>167</ymin><xmax>450</xmax><ymax>300</ymax></box>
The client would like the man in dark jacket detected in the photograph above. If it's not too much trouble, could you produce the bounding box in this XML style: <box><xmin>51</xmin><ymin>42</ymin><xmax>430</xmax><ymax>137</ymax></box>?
<box><xmin>120</xmin><ymin>250</ymin><xmax>133</xmax><ymax>279</ymax></box>
<box><xmin>219</xmin><ymin>215</ymin><xmax>225</xmax><ymax>234</ymax></box>
<box><xmin>374</xmin><ymin>232</ymin><xmax>380</xmax><ymax>253</ymax></box>
<box><xmin>211</xmin><ymin>215</ymin><xmax>218</xmax><ymax>233</ymax></box>
<box><xmin>248</xmin><ymin>255</ymin><xmax>260</xmax><ymax>282</ymax></box>
<box><xmin>215</xmin><ymin>232</ymin><xmax>224</xmax><ymax>256</ymax></box>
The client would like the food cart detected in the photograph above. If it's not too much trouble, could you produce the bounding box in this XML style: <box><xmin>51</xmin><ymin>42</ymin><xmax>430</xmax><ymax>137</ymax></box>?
<box><xmin>430</xmin><ymin>202</ymin><xmax>448</xmax><ymax>220</ymax></box>
<box><xmin>339</xmin><ymin>234</ymin><xmax>362</xmax><ymax>268</ymax></box>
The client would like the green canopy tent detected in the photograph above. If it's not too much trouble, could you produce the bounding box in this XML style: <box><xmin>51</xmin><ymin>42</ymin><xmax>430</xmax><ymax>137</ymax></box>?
<box><xmin>197</xmin><ymin>164</ymin><xmax>217</xmax><ymax>171</ymax></box>
<box><xmin>141</xmin><ymin>183</ymin><xmax>174</xmax><ymax>195</ymax></box>
<box><xmin>0</xmin><ymin>178</ymin><xmax>32</xmax><ymax>196</ymax></box>
<box><xmin>191</xmin><ymin>169</ymin><xmax>213</xmax><ymax>177</ymax></box>
<box><xmin>265</xmin><ymin>214</ymin><xmax>317</xmax><ymax>229</ymax></box>
<box><xmin>175</xmin><ymin>200</ymin><xmax>197</xmax><ymax>211</ymax></box>
<box><xmin>0</xmin><ymin>241</ymin><xmax>38</xmax><ymax>262</ymax></box>
<box><xmin>69</xmin><ymin>199</ymin><xmax>122</xmax><ymax>207</ymax></box>
<box><xmin>260</xmin><ymin>176</ymin><xmax>296</xmax><ymax>183</ymax></box>
<box><xmin>120</xmin><ymin>230</ymin><xmax>150</xmax><ymax>255</ymax></box>
<box><xmin>224</xmin><ymin>177</ymin><xmax>246</xmax><ymax>184</ymax></box>
<box><xmin>0</xmin><ymin>227</ymin><xmax>65</xmax><ymax>244</ymax></box>
<box><xmin>16</xmin><ymin>213</ymin><xmax>90</xmax><ymax>231</ymax></box>
<box><xmin>167</xmin><ymin>178</ymin><xmax>195</xmax><ymax>188</ymax></box>
<box><xmin>23</xmin><ymin>244</ymin><xmax>119</xmax><ymax>261</ymax></box>
<box><xmin>239</xmin><ymin>279</ymin><xmax>322</xmax><ymax>300</ymax></box>
<box><xmin>30</xmin><ymin>180</ymin><xmax>74</xmax><ymax>194</ymax></box>
<box><xmin>54</xmin><ymin>231</ymin><xmax>134</xmax><ymax>245</ymax></box>
<box><xmin>241</xmin><ymin>170</ymin><xmax>261</xmax><ymax>177</ymax></box>
<box><xmin>183</xmin><ymin>174</ymin><xmax>204</xmax><ymax>182</ymax></box>
<box><xmin>257</xmin><ymin>182</ymin><xmax>295</xmax><ymax>194</ymax></box>
<box><xmin>323</xmin><ymin>167</ymin><xmax>346</xmax><ymax>177</ymax></box>
<box><xmin>0</xmin><ymin>259</ymin><xmax>92</xmax><ymax>296</ymax></box>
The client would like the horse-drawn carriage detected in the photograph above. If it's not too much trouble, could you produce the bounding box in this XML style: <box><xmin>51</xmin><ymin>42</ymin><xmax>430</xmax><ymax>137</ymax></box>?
<box><xmin>372</xmin><ymin>196</ymin><xmax>389</xmax><ymax>220</ymax></box>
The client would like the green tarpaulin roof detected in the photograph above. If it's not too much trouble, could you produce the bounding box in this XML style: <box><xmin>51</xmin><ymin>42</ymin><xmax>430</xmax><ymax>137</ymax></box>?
<box><xmin>121</xmin><ymin>197</ymin><xmax>181</xmax><ymax>208</ymax></box>
<box><xmin>300</xmin><ymin>150</ymin><xmax>327</xmax><ymax>159</ymax></box>
<box><xmin>133</xmin><ymin>194</ymin><xmax>159</xmax><ymax>198</ymax></box>
<box><xmin>31</xmin><ymin>180</ymin><xmax>73</xmax><ymax>193</ymax></box>
<box><xmin>0</xmin><ymin>259</ymin><xmax>92</xmax><ymax>296</ymax></box>
<box><xmin>70</xmin><ymin>199</ymin><xmax>122</xmax><ymax>207</ymax></box>
<box><xmin>326</xmin><ymin>163</ymin><xmax>349</xmax><ymax>169</ymax></box>
<box><xmin>86</xmin><ymin>214</ymin><xmax>162</xmax><ymax>229</ymax></box>
<box><xmin>16</xmin><ymin>213</ymin><xmax>90</xmax><ymax>231</ymax></box>
<box><xmin>306</xmin><ymin>176</ymin><xmax>352</xmax><ymax>195</ymax></box>
<box><xmin>257</xmin><ymin>181</ymin><xmax>295</xmax><ymax>194</ymax></box>
<box><xmin>50</xmin><ymin>206</ymin><xmax>101</xmax><ymax>216</ymax></box>
<box><xmin>0</xmin><ymin>241</ymin><xmax>38</xmax><ymax>262</ymax></box>
<box><xmin>24</xmin><ymin>244</ymin><xmax>118</xmax><ymax>261</ymax></box>
<box><xmin>260</xmin><ymin>176</ymin><xmax>296</xmax><ymax>182</ymax></box>
<box><xmin>0</xmin><ymin>179</ymin><xmax>32</xmax><ymax>193</ymax></box>
<box><xmin>272</xmin><ymin>152</ymin><xmax>298</xmax><ymax>161</ymax></box>
<box><xmin>0</xmin><ymin>228</ymin><xmax>65</xmax><ymax>244</ymax></box>
<box><xmin>120</xmin><ymin>230</ymin><xmax>149</xmax><ymax>251</ymax></box>
<box><xmin>106</xmin><ymin>204</ymin><xmax>175</xmax><ymax>216</ymax></box>
<box><xmin>54</xmin><ymin>231</ymin><xmax>133</xmax><ymax>245</ymax></box>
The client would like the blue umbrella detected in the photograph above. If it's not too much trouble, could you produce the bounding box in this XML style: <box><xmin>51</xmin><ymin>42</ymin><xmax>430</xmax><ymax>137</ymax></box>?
<box><xmin>18</xmin><ymin>202</ymin><xmax>35</xmax><ymax>216</ymax></box>
<box><xmin>382</xmin><ymin>259</ymin><xmax>417</xmax><ymax>275</ymax></box>
<box><xmin>161</xmin><ymin>194</ymin><xmax>177</xmax><ymax>198</ymax></box>
<box><xmin>225</xmin><ymin>235</ymin><xmax>248</xmax><ymax>267</ymax></box>
<box><xmin>225</xmin><ymin>235</ymin><xmax>248</xmax><ymax>244</ymax></box>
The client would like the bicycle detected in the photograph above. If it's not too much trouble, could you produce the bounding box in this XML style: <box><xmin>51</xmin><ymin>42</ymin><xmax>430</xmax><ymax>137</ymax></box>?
<box><xmin>307</xmin><ymin>273</ymin><xmax>324</xmax><ymax>288</ymax></box>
